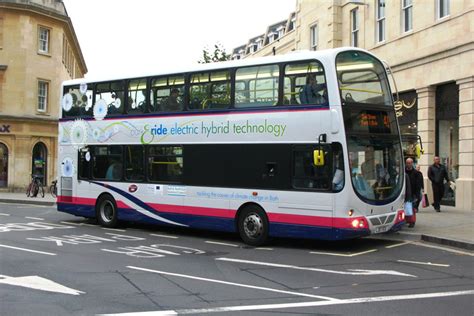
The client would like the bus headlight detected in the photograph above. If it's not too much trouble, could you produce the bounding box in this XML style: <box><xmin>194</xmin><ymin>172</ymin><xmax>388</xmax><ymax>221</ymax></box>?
<box><xmin>351</xmin><ymin>219</ymin><xmax>365</xmax><ymax>229</ymax></box>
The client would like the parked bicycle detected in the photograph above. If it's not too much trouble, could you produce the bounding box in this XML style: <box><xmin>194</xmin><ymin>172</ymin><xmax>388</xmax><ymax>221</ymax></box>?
<box><xmin>49</xmin><ymin>179</ymin><xmax>57</xmax><ymax>198</ymax></box>
<box><xmin>26</xmin><ymin>174</ymin><xmax>44</xmax><ymax>198</ymax></box>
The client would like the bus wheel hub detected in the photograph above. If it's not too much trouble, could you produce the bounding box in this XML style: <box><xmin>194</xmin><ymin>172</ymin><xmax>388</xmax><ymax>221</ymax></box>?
<box><xmin>244</xmin><ymin>214</ymin><xmax>262</xmax><ymax>238</ymax></box>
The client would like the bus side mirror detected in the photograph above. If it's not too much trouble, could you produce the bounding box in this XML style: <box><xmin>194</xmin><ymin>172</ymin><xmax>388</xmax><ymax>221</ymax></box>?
<box><xmin>415</xmin><ymin>144</ymin><xmax>423</xmax><ymax>159</ymax></box>
<box><xmin>313</xmin><ymin>149</ymin><xmax>325</xmax><ymax>166</ymax></box>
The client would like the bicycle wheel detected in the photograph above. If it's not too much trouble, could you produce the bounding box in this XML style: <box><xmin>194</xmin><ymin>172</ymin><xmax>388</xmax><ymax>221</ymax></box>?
<box><xmin>38</xmin><ymin>185</ymin><xmax>45</xmax><ymax>198</ymax></box>
<box><xmin>32</xmin><ymin>183</ymin><xmax>39</xmax><ymax>197</ymax></box>
<box><xmin>26</xmin><ymin>183</ymin><xmax>33</xmax><ymax>197</ymax></box>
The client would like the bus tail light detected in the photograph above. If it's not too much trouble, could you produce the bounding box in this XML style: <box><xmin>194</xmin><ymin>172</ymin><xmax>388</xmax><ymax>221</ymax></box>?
<box><xmin>396</xmin><ymin>210</ymin><xmax>405</xmax><ymax>222</ymax></box>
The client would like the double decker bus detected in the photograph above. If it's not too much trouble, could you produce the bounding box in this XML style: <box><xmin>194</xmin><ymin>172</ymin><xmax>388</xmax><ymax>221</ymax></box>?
<box><xmin>57</xmin><ymin>47</ymin><xmax>405</xmax><ymax>246</ymax></box>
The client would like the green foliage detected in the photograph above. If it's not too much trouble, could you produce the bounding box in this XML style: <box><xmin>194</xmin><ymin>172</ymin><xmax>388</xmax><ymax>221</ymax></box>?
<box><xmin>198</xmin><ymin>43</ymin><xmax>231</xmax><ymax>64</ymax></box>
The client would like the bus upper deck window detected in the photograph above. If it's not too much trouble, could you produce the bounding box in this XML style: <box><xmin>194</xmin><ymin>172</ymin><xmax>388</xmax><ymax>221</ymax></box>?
<box><xmin>62</xmin><ymin>84</ymin><xmax>93</xmax><ymax>118</ymax></box>
<box><xmin>283</xmin><ymin>61</ymin><xmax>326</xmax><ymax>106</ymax></box>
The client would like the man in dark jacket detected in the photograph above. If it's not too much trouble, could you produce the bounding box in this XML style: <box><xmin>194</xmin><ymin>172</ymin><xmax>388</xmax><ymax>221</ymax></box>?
<box><xmin>406</xmin><ymin>158</ymin><xmax>423</xmax><ymax>208</ymax></box>
<box><xmin>428</xmin><ymin>156</ymin><xmax>450</xmax><ymax>212</ymax></box>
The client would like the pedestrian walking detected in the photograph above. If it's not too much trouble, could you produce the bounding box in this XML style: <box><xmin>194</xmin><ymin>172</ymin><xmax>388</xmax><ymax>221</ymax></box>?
<box><xmin>404</xmin><ymin>172</ymin><xmax>415</xmax><ymax>227</ymax></box>
<box><xmin>427</xmin><ymin>156</ymin><xmax>450</xmax><ymax>212</ymax></box>
<box><xmin>405</xmin><ymin>158</ymin><xmax>422</xmax><ymax>227</ymax></box>
<box><xmin>416</xmin><ymin>164</ymin><xmax>428</xmax><ymax>210</ymax></box>
<box><xmin>407</xmin><ymin>158</ymin><xmax>423</xmax><ymax>207</ymax></box>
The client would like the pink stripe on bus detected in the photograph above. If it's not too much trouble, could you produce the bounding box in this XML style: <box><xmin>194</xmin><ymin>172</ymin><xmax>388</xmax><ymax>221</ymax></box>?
<box><xmin>58</xmin><ymin>195</ymin><xmax>366</xmax><ymax>229</ymax></box>
<box><xmin>268</xmin><ymin>213</ymin><xmax>367</xmax><ymax>230</ymax></box>
<box><xmin>147</xmin><ymin>203</ymin><xmax>236</xmax><ymax>219</ymax></box>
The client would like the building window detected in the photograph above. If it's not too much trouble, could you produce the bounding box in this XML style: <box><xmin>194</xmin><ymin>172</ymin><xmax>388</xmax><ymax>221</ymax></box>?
<box><xmin>288</xmin><ymin>15</ymin><xmax>296</xmax><ymax>32</ymax></box>
<box><xmin>437</xmin><ymin>0</ymin><xmax>450</xmax><ymax>19</ymax></box>
<box><xmin>277</xmin><ymin>26</ymin><xmax>285</xmax><ymax>38</ymax></box>
<box><xmin>256</xmin><ymin>38</ymin><xmax>263</xmax><ymax>50</ymax></box>
<box><xmin>38</xmin><ymin>27</ymin><xmax>50</xmax><ymax>54</ymax></box>
<box><xmin>267</xmin><ymin>31</ymin><xmax>277</xmax><ymax>44</ymax></box>
<box><xmin>351</xmin><ymin>9</ymin><xmax>359</xmax><ymax>47</ymax></box>
<box><xmin>402</xmin><ymin>0</ymin><xmax>413</xmax><ymax>32</ymax></box>
<box><xmin>376</xmin><ymin>0</ymin><xmax>386</xmax><ymax>43</ymax></box>
<box><xmin>38</xmin><ymin>80</ymin><xmax>49</xmax><ymax>112</ymax></box>
<box><xmin>310</xmin><ymin>24</ymin><xmax>318</xmax><ymax>51</ymax></box>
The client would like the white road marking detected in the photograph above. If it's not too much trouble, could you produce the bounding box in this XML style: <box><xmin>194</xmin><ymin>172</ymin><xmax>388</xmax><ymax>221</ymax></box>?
<box><xmin>310</xmin><ymin>249</ymin><xmax>377</xmax><ymax>257</ymax></box>
<box><xmin>216</xmin><ymin>257</ymin><xmax>416</xmax><ymax>277</ymax></box>
<box><xmin>0</xmin><ymin>274</ymin><xmax>84</xmax><ymax>295</ymax></box>
<box><xmin>205</xmin><ymin>241</ymin><xmax>239</xmax><ymax>248</ymax></box>
<box><xmin>150</xmin><ymin>234</ymin><xmax>179</xmax><ymax>239</ymax></box>
<box><xmin>61</xmin><ymin>221</ymin><xmax>97</xmax><ymax>227</ymax></box>
<box><xmin>397</xmin><ymin>259</ymin><xmax>450</xmax><ymax>267</ymax></box>
<box><xmin>398</xmin><ymin>231</ymin><xmax>420</xmax><ymax>236</ymax></box>
<box><xmin>15</xmin><ymin>205</ymin><xmax>49</xmax><ymax>209</ymax></box>
<box><xmin>370</xmin><ymin>237</ymin><xmax>474</xmax><ymax>256</ymax></box>
<box><xmin>386</xmin><ymin>242</ymin><xmax>412</xmax><ymax>249</ymax></box>
<box><xmin>127</xmin><ymin>266</ymin><xmax>338</xmax><ymax>301</ymax></box>
<box><xmin>60</xmin><ymin>221</ymin><xmax>83</xmax><ymax>226</ymax></box>
<box><xmin>25</xmin><ymin>217</ymin><xmax>44</xmax><ymax>221</ymax></box>
<box><xmin>102</xmin><ymin>227</ymin><xmax>126</xmax><ymax>232</ymax></box>
<box><xmin>411</xmin><ymin>241</ymin><xmax>474</xmax><ymax>257</ymax></box>
<box><xmin>60</xmin><ymin>221</ymin><xmax>95</xmax><ymax>227</ymax></box>
<box><xmin>255</xmin><ymin>247</ymin><xmax>273</xmax><ymax>251</ymax></box>
<box><xmin>99</xmin><ymin>289</ymin><xmax>474</xmax><ymax>315</ymax></box>
<box><xmin>0</xmin><ymin>213</ymin><xmax>10</xmax><ymax>216</ymax></box>
<box><xmin>0</xmin><ymin>244</ymin><xmax>56</xmax><ymax>256</ymax></box>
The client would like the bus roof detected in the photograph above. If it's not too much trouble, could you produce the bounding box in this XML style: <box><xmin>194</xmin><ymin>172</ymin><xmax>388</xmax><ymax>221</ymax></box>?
<box><xmin>63</xmin><ymin>47</ymin><xmax>374</xmax><ymax>86</ymax></box>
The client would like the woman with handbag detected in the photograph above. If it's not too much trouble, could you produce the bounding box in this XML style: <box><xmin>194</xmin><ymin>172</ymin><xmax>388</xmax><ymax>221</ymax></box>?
<box><xmin>405</xmin><ymin>158</ymin><xmax>422</xmax><ymax>227</ymax></box>
<box><xmin>416</xmin><ymin>165</ymin><xmax>426</xmax><ymax>211</ymax></box>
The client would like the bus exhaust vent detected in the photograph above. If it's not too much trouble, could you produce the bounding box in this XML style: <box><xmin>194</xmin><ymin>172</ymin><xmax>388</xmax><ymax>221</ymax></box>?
<box><xmin>61</xmin><ymin>177</ymin><xmax>73</xmax><ymax>202</ymax></box>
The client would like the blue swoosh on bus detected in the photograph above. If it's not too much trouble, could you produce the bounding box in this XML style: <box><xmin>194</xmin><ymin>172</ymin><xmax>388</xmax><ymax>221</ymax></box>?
<box><xmin>90</xmin><ymin>181</ymin><xmax>187</xmax><ymax>227</ymax></box>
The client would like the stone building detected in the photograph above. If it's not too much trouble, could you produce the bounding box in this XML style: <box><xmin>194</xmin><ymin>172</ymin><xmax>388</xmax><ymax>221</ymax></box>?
<box><xmin>233</xmin><ymin>0</ymin><xmax>474</xmax><ymax>210</ymax></box>
<box><xmin>0</xmin><ymin>0</ymin><xmax>87</xmax><ymax>191</ymax></box>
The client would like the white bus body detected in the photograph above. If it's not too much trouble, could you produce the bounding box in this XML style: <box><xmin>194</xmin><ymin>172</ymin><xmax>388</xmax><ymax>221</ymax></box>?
<box><xmin>57</xmin><ymin>48</ymin><xmax>405</xmax><ymax>245</ymax></box>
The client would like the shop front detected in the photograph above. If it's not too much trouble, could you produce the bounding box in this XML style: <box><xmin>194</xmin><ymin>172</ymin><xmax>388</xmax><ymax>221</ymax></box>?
<box><xmin>0</xmin><ymin>120</ymin><xmax>56</xmax><ymax>192</ymax></box>
<box><xmin>435</xmin><ymin>82</ymin><xmax>459</xmax><ymax>206</ymax></box>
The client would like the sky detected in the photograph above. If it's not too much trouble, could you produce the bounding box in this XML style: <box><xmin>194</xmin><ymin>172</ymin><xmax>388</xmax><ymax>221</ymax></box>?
<box><xmin>63</xmin><ymin>0</ymin><xmax>296</xmax><ymax>79</ymax></box>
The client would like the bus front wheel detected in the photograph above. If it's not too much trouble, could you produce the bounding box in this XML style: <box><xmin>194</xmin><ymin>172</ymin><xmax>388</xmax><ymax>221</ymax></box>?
<box><xmin>96</xmin><ymin>195</ymin><xmax>118</xmax><ymax>228</ymax></box>
<box><xmin>238</xmin><ymin>205</ymin><xmax>269</xmax><ymax>246</ymax></box>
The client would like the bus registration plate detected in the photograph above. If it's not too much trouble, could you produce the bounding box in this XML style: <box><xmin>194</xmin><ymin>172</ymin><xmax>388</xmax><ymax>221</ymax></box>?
<box><xmin>374</xmin><ymin>225</ymin><xmax>390</xmax><ymax>234</ymax></box>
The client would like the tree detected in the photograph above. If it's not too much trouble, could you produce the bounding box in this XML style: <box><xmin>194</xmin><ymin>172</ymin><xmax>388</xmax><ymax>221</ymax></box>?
<box><xmin>198</xmin><ymin>43</ymin><xmax>231</xmax><ymax>64</ymax></box>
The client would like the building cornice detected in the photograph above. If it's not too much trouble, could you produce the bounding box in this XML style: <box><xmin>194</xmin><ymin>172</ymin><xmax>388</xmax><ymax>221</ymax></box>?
<box><xmin>0</xmin><ymin>114</ymin><xmax>58</xmax><ymax>124</ymax></box>
<box><xmin>0</xmin><ymin>2</ymin><xmax>88</xmax><ymax>75</ymax></box>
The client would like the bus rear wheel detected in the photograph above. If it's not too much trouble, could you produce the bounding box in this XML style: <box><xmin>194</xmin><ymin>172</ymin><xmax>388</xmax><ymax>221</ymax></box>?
<box><xmin>238</xmin><ymin>205</ymin><xmax>269</xmax><ymax>246</ymax></box>
<box><xmin>96</xmin><ymin>195</ymin><xmax>118</xmax><ymax>228</ymax></box>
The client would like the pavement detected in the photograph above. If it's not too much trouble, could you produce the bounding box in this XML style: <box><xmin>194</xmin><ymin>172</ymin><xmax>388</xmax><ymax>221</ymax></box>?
<box><xmin>0</xmin><ymin>191</ymin><xmax>472</xmax><ymax>250</ymax></box>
